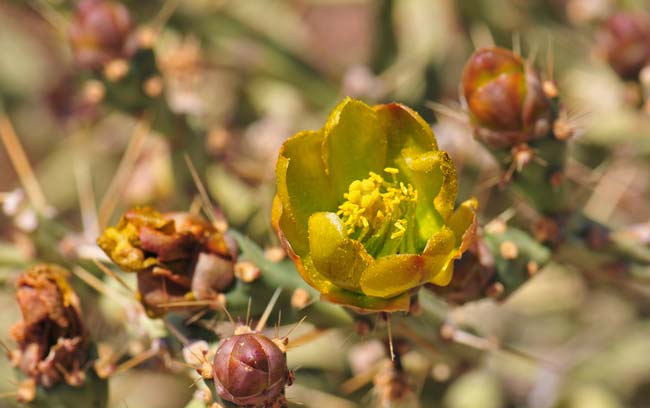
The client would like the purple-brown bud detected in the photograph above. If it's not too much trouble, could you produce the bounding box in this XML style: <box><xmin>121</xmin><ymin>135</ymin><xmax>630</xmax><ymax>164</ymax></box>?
<box><xmin>599</xmin><ymin>12</ymin><xmax>650</xmax><ymax>80</ymax></box>
<box><xmin>98</xmin><ymin>207</ymin><xmax>237</xmax><ymax>316</ymax></box>
<box><xmin>461</xmin><ymin>47</ymin><xmax>551</xmax><ymax>148</ymax></box>
<box><xmin>69</xmin><ymin>0</ymin><xmax>137</xmax><ymax>70</ymax></box>
<box><xmin>9</xmin><ymin>264</ymin><xmax>88</xmax><ymax>388</ymax></box>
<box><xmin>213</xmin><ymin>332</ymin><xmax>291</xmax><ymax>407</ymax></box>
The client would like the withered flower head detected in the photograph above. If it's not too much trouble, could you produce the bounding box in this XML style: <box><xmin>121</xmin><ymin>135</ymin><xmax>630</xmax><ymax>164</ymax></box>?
<box><xmin>600</xmin><ymin>12</ymin><xmax>650</xmax><ymax>80</ymax></box>
<box><xmin>69</xmin><ymin>0</ymin><xmax>138</xmax><ymax>70</ymax></box>
<box><xmin>212</xmin><ymin>331</ymin><xmax>291</xmax><ymax>407</ymax></box>
<box><xmin>97</xmin><ymin>207</ymin><xmax>237</xmax><ymax>316</ymax></box>
<box><xmin>461</xmin><ymin>47</ymin><xmax>551</xmax><ymax>148</ymax></box>
<box><xmin>9</xmin><ymin>264</ymin><xmax>87</xmax><ymax>389</ymax></box>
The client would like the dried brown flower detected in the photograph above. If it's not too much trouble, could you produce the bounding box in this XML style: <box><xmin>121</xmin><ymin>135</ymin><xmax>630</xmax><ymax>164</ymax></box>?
<box><xmin>9</xmin><ymin>264</ymin><xmax>88</xmax><ymax>390</ymax></box>
<box><xmin>98</xmin><ymin>208</ymin><xmax>238</xmax><ymax>316</ymax></box>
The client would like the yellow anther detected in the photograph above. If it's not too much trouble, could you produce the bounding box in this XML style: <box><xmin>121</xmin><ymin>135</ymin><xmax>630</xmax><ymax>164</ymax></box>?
<box><xmin>346</xmin><ymin>189</ymin><xmax>361</xmax><ymax>204</ymax></box>
<box><xmin>337</xmin><ymin>170</ymin><xmax>417</xmax><ymax>246</ymax></box>
<box><xmin>349</xmin><ymin>180</ymin><xmax>362</xmax><ymax>191</ymax></box>
<box><xmin>390</xmin><ymin>220</ymin><xmax>407</xmax><ymax>239</ymax></box>
<box><xmin>361</xmin><ymin>179</ymin><xmax>376</xmax><ymax>193</ymax></box>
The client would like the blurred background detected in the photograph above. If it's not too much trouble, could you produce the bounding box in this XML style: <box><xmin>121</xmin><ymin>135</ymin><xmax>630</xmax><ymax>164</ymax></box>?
<box><xmin>1</xmin><ymin>0</ymin><xmax>650</xmax><ymax>407</ymax></box>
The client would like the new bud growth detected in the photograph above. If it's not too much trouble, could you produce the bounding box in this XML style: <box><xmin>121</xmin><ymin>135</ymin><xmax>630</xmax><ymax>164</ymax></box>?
<box><xmin>69</xmin><ymin>0</ymin><xmax>137</xmax><ymax>70</ymax></box>
<box><xmin>461</xmin><ymin>47</ymin><xmax>551</xmax><ymax>148</ymax></box>
<box><xmin>212</xmin><ymin>332</ymin><xmax>291</xmax><ymax>407</ymax></box>
<box><xmin>599</xmin><ymin>12</ymin><xmax>650</xmax><ymax>80</ymax></box>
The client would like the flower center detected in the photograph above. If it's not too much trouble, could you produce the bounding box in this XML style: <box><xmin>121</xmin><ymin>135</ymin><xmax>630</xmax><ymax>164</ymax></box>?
<box><xmin>337</xmin><ymin>168</ymin><xmax>417</xmax><ymax>256</ymax></box>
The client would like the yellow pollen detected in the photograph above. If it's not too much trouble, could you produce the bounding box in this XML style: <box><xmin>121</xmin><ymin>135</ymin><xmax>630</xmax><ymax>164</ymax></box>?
<box><xmin>391</xmin><ymin>220</ymin><xmax>407</xmax><ymax>239</ymax></box>
<box><xmin>337</xmin><ymin>168</ymin><xmax>417</xmax><ymax>242</ymax></box>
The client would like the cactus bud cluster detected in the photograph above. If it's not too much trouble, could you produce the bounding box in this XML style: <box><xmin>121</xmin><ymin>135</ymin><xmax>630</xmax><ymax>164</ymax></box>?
<box><xmin>461</xmin><ymin>47</ymin><xmax>551</xmax><ymax>148</ymax></box>
<box><xmin>599</xmin><ymin>12</ymin><xmax>650</xmax><ymax>81</ymax></box>
<box><xmin>9</xmin><ymin>265</ymin><xmax>88</xmax><ymax>398</ymax></box>
<box><xmin>97</xmin><ymin>207</ymin><xmax>238</xmax><ymax>316</ymax></box>
<box><xmin>69</xmin><ymin>0</ymin><xmax>138</xmax><ymax>70</ymax></box>
<box><xmin>212</xmin><ymin>328</ymin><xmax>292</xmax><ymax>407</ymax></box>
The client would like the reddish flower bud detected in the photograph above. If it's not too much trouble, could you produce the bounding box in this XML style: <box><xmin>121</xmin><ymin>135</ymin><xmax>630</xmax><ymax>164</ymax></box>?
<box><xmin>213</xmin><ymin>332</ymin><xmax>291</xmax><ymax>407</ymax></box>
<box><xmin>461</xmin><ymin>47</ymin><xmax>551</xmax><ymax>148</ymax></box>
<box><xmin>600</xmin><ymin>12</ymin><xmax>650</xmax><ymax>80</ymax></box>
<box><xmin>69</xmin><ymin>0</ymin><xmax>138</xmax><ymax>70</ymax></box>
<box><xmin>9</xmin><ymin>265</ymin><xmax>88</xmax><ymax>388</ymax></box>
<box><xmin>98</xmin><ymin>208</ymin><xmax>237</xmax><ymax>316</ymax></box>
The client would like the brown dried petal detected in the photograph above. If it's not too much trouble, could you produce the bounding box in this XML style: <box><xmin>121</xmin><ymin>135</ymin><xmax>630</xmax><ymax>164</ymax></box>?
<box><xmin>9</xmin><ymin>265</ymin><xmax>87</xmax><ymax>388</ymax></box>
<box><xmin>136</xmin><ymin>267</ymin><xmax>192</xmax><ymax>317</ymax></box>
<box><xmin>191</xmin><ymin>253</ymin><xmax>235</xmax><ymax>300</ymax></box>
<box><xmin>138</xmin><ymin>226</ymin><xmax>198</xmax><ymax>262</ymax></box>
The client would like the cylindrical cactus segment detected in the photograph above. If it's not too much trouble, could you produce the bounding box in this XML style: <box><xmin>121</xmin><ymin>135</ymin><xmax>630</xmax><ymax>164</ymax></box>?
<box><xmin>461</xmin><ymin>47</ymin><xmax>551</xmax><ymax>148</ymax></box>
<box><xmin>212</xmin><ymin>332</ymin><xmax>291</xmax><ymax>407</ymax></box>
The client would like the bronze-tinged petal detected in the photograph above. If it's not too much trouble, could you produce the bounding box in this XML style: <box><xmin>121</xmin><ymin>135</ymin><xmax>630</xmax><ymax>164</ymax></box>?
<box><xmin>462</xmin><ymin>47</ymin><xmax>524</xmax><ymax>95</ymax></box>
<box><xmin>467</xmin><ymin>72</ymin><xmax>525</xmax><ymax>131</ymax></box>
<box><xmin>138</xmin><ymin>227</ymin><xmax>197</xmax><ymax>262</ymax></box>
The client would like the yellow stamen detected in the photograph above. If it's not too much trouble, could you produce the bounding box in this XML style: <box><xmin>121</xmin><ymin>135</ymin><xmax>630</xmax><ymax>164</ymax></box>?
<box><xmin>337</xmin><ymin>168</ymin><xmax>417</xmax><ymax>245</ymax></box>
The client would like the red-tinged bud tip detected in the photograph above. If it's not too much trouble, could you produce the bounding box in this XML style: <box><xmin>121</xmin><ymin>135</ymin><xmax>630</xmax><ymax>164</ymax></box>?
<box><xmin>600</xmin><ymin>12</ymin><xmax>650</xmax><ymax>80</ymax></box>
<box><xmin>213</xmin><ymin>333</ymin><xmax>291</xmax><ymax>407</ymax></box>
<box><xmin>69</xmin><ymin>0</ymin><xmax>137</xmax><ymax>70</ymax></box>
<box><xmin>461</xmin><ymin>47</ymin><xmax>551</xmax><ymax>148</ymax></box>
